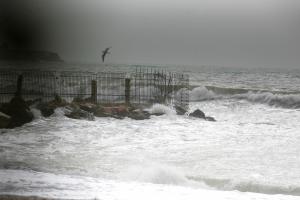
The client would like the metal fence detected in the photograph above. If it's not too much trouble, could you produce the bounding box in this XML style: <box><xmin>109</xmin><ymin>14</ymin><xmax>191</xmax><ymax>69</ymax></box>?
<box><xmin>0</xmin><ymin>67</ymin><xmax>189</xmax><ymax>109</ymax></box>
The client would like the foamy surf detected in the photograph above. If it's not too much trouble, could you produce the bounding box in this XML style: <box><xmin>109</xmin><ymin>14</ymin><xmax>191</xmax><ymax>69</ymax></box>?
<box><xmin>1</xmin><ymin>170</ymin><xmax>299</xmax><ymax>200</ymax></box>
<box><xmin>190</xmin><ymin>86</ymin><xmax>300</xmax><ymax>108</ymax></box>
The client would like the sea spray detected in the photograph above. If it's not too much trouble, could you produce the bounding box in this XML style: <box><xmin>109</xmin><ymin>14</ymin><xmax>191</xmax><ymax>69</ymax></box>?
<box><xmin>147</xmin><ymin>104</ymin><xmax>177</xmax><ymax>116</ymax></box>
<box><xmin>119</xmin><ymin>159</ymin><xmax>209</xmax><ymax>188</ymax></box>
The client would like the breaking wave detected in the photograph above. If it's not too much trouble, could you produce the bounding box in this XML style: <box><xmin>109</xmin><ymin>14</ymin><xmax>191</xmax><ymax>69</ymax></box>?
<box><xmin>187</xmin><ymin>176</ymin><xmax>300</xmax><ymax>196</ymax></box>
<box><xmin>120</xmin><ymin>160</ymin><xmax>300</xmax><ymax>196</ymax></box>
<box><xmin>147</xmin><ymin>104</ymin><xmax>176</xmax><ymax>115</ymax></box>
<box><xmin>190</xmin><ymin>86</ymin><xmax>300</xmax><ymax>108</ymax></box>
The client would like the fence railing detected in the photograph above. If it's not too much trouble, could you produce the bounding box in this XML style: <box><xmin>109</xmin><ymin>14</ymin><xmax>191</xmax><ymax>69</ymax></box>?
<box><xmin>0</xmin><ymin>67</ymin><xmax>189</xmax><ymax>109</ymax></box>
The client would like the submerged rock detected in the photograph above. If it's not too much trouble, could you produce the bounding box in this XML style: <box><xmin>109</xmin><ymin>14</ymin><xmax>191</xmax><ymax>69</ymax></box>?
<box><xmin>189</xmin><ymin>109</ymin><xmax>205</xmax><ymax>119</ymax></box>
<box><xmin>205</xmin><ymin>116</ymin><xmax>216</xmax><ymax>122</ymax></box>
<box><xmin>174</xmin><ymin>105</ymin><xmax>187</xmax><ymax>115</ymax></box>
<box><xmin>189</xmin><ymin>109</ymin><xmax>216</xmax><ymax>122</ymax></box>
<box><xmin>151</xmin><ymin>112</ymin><xmax>165</xmax><ymax>116</ymax></box>
<box><xmin>36</xmin><ymin>102</ymin><xmax>55</xmax><ymax>117</ymax></box>
<box><xmin>0</xmin><ymin>112</ymin><xmax>11</xmax><ymax>128</ymax></box>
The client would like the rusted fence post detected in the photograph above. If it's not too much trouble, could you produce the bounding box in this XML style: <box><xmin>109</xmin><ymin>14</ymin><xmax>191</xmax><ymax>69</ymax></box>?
<box><xmin>15</xmin><ymin>74</ymin><xmax>23</xmax><ymax>97</ymax></box>
<box><xmin>91</xmin><ymin>80</ymin><xmax>97</xmax><ymax>103</ymax></box>
<box><xmin>125</xmin><ymin>78</ymin><xmax>131</xmax><ymax>105</ymax></box>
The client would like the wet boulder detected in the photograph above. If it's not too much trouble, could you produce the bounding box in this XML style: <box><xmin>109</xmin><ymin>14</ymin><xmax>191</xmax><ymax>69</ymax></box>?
<box><xmin>4</xmin><ymin>96</ymin><xmax>34</xmax><ymax>128</ymax></box>
<box><xmin>205</xmin><ymin>116</ymin><xmax>216</xmax><ymax>122</ymax></box>
<box><xmin>174</xmin><ymin>105</ymin><xmax>187</xmax><ymax>115</ymax></box>
<box><xmin>65</xmin><ymin>107</ymin><xmax>95</xmax><ymax>121</ymax></box>
<box><xmin>78</xmin><ymin>102</ymin><xmax>97</xmax><ymax>113</ymax></box>
<box><xmin>0</xmin><ymin>112</ymin><xmax>11</xmax><ymax>128</ymax></box>
<box><xmin>104</xmin><ymin>106</ymin><xmax>129</xmax><ymax>117</ymax></box>
<box><xmin>128</xmin><ymin>109</ymin><xmax>150</xmax><ymax>120</ymax></box>
<box><xmin>36</xmin><ymin>102</ymin><xmax>55</xmax><ymax>117</ymax></box>
<box><xmin>92</xmin><ymin>105</ymin><xmax>109</xmax><ymax>117</ymax></box>
<box><xmin>94</xmin><ymin>105</ymin><xmax>130</xmax><ymax>119</ymax></box>
<box><xmin>150</xmin><ymin>112</ymin><xmax>165</xmax><ymax>116</ymax></box>
<box><xmin>189</xmin><ymin>109</ymin><xmax>205</xmax><ymax>119</ymax></box>
<box><xmin>36</xmin><ymin>95</ymin><xmax>68</xmax><ymax>117</ymax></box>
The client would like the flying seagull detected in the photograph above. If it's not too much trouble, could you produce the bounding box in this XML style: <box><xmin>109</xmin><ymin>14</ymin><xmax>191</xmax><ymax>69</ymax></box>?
<box><xmin>102</xmin><ymin>47</ymin><xmax>111</xmax><ymax>62</ymax></box>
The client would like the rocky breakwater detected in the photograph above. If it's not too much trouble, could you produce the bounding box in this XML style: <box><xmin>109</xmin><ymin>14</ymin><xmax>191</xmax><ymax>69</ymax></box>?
<box><xmin>0</xmin><ymin>94</ymin><xmax>216</xmax><ymax>129</ymax></box>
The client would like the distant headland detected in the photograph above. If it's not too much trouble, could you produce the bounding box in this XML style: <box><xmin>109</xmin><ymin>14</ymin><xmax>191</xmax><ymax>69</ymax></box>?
<box><xmin>0</xmin><ymin>43</ymin><xmax>63</xmax><ymax>62</ymax></box>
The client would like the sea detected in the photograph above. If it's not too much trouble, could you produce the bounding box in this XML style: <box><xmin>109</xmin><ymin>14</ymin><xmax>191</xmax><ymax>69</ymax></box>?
<box><xmin>0</xmin><ymin>63</ymin><xmax>300</xmax><ymax>200</ymax></box>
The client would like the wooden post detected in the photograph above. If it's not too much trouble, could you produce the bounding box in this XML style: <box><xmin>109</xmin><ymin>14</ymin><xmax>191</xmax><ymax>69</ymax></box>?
<box><xmin>125</xmin><ymin>78</ymin><xmax>131</xmax><ymax>105</ymax></box>
<box><xmin>91</xmin><ymin>80</ymin><xmax>97</xmax><ymax>103</ymax></box>
<box><xmin>15</xmin><ymin>74</ymin><xmax>23</xmax><ymax>97</ymax></box>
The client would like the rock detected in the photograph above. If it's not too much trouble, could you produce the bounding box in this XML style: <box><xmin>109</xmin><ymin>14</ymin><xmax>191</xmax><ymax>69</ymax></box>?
<box><xmin>0</xmin><ymin>112</ymin><xmax>11</xmax><ymax>128</ymax></box>
<box><xmin>128</xmin><ymin>109</ymin><xmax>150</xmax><ymax>120</ymax></box>
<box><xmin>174</xmin><ymin>105</ymin><xmax>187</xmax><ymax>115</ymax></box>
<box><xmin>189</xmin><ymin>109</ymin><xmax>206</xmax><ymax>119</ymax></box>
<box><xmin>93</xmin><ymin>106</ymin><xmax>130</xmax><ymax>119</ymax></box>
<box><xmin>3</xmin><ymin>96</ymin><xmax>34</xmax><ymax>128</ymax></box>
<box><xmin>65</xmin><ymin>107</ymin><xmax>95</xmax><ymax>121</ymax></box>
<box><xmin>36</xmin><ymin>102</ymin><xmax>54</xmax><ymax>117</ymax></box>
<box><xmin>40</xmin><ymin>106</ymin><xmax>54</xmax><ymax>117</ymax></box>
<box><xmin>103</xmin><ymin>106</ymin><xmax>129</xmax><ymax>116</ymax></box>
<box><xmin>205</xmin><ymin>116</ymin><xmax>216</xmax><ymax>122</ymax></box>
<box><xmin>92</xmin><ymin>105</ymin><xmax>109</xmax><ymax>117</ymax></box>
<box><xmin>35</xmin><ymin>96</ymin><xmax>68</xmax><ymax>118</ymax></box>
<box><xmin>78</xmin><ymin>102</ymin><xmax>97</xmax><ymax>113</ymax></box>
<box><xmin>48</xmin><ymin>95</ymin><xmax>68</xmax><ymax>108</ymax></box>
<box><xmin>151</xmin><ymin>112</ymin><xmax>165</xmax><ymax>116</ymax></box>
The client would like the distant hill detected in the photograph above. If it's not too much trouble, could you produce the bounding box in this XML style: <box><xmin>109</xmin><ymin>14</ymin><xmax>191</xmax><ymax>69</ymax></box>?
<box><xmin>0</xmin><ymin>47</ymin><xmax>63</xmax><ymax>62</ymax></box>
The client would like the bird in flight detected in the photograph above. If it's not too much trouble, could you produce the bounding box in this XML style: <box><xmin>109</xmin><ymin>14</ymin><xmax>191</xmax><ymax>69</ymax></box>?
<box><xmin>102</xmin><ymin>47</ymin><xmax>111</xmax><ymax>62</ymax></box>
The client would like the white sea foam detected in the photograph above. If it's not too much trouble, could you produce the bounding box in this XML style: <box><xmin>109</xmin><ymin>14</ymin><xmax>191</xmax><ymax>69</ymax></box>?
<box><xmin>147</xmin><ymin>104</ymin><xmax>176</xmax><ymax>115</ymax></box>
<box><xmin>1</xmin><ymin>169</ymin><xmax>299</xmax><ymax>200</ymax></box>
<box><xmin>30</xmin><ymin>108</ymin><xmax>42</xmax><ymax>119</ymax></box>
<box><xmin>1</xmin><ymin>100</ymin><xmax>300</xmax><ymax>198</ymax></box>
<box><xmin>190</xmin><ymin>86</ymin><xmax>219</xmax><ymax>101</ymax></box>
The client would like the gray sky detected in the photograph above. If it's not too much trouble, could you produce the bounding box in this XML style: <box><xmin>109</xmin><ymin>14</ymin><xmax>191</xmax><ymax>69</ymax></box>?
<box><xmin>1</xmin><ymin>0</ymin><xmax>300</xmax><ymax>68</ymax></box>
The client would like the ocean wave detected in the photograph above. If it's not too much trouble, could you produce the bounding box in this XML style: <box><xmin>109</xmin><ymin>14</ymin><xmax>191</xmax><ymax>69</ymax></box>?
<box><xmin>120</xmin><ymin>160</ymin><xmax>300</xmax><ymax>196</ymax></box>
<box><xmin>190</xmin><ymin>86</ymin><xmax>300</xmax><ymax>108</ymax></box>
<box><xmin>187</xmin><ymin>176</ymin><xmax>300</xmax><ymax>196</ymax></box>
<box><xmin>120</xmin><ymin>161</ymin><xmax>210</xmax><ymax>189</ymax></box>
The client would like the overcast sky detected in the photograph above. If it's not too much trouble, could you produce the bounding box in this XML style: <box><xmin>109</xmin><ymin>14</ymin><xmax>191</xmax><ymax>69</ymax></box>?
<box><xmin>1</xmin><ymin>0</ymin><xmax>300</xmax><ymax>68</ymax></box>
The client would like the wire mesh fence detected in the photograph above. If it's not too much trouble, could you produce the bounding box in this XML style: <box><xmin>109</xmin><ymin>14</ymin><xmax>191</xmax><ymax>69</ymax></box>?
<box><xmin>0</xmin><ymin>70</ymin><xmax>19</xmax><ymax>103</ymax></box>
<box><xmin>96</xmin><ymin>72</ymin><xmax>126</xmax><ymax>104</ymax></box>
<box><xmin>0</xmin><ymin>68</ymin><xmax>189</xmax><ymax>109</ymax></box>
